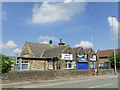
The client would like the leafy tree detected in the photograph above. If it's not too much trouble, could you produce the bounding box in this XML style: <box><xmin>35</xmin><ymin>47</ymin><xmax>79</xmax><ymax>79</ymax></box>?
<box><xmin>0</xmin><ymin>54</ymin><xmax>14</xmax><ymax>73</ymax></box>
<box><xmin>108</xmin><ymin>52</ymin><xmax>120</xmax><ymax>69</ymax></box>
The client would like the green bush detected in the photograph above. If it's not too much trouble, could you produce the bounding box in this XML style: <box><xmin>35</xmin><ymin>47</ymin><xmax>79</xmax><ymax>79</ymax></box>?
<box><xmin>108</xmin><ymin>52</ymin><xmax>120</xmax><ymax>69</ymax></box>
<box><xmin>0</xmin><ymin>54</ymin><xmax>14</xmax><ymax>73</ymax></box>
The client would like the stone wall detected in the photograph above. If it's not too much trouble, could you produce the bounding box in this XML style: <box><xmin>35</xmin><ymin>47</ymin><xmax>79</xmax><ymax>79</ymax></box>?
<box><xmin>98</xmin><ymin>69</ymin><xmax>114</xmax><ymax>75</ymax></box>
<box><xmin>29</xmin><ymin>60</ymin><xmax>45</xmax><ymax>70</ymax></box>
<box><xmin>20</xmin><ymin>42</ymin><xmax>34</xmax><ymax>57</ymax></box>
<box><xmin>2</xmin><ymin>70</ymin><xmax>92</xmax><ymax>84</ymax></box>
<box><xmin>117</xmin><ymin>70</ymin><xmax>120</xmax><ymax>73</ymax></box>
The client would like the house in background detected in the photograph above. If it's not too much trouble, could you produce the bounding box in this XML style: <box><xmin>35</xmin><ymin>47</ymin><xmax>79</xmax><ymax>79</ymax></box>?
<box><xmin>97</xmin><ymin>49</ymin><xmax>119</xmax><ymax>69</ymax></box>
<box><xmin>15</xmin><ymin>39</ymin><xmax>76</xmax><ymax>70</ymax></box>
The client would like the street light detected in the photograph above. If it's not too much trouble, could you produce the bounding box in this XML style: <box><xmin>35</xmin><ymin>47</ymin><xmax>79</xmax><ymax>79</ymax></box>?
<box><xmin>112</xmin><ymin>16</ymin><xmax>117</xmax><ymax>74</ymax></box>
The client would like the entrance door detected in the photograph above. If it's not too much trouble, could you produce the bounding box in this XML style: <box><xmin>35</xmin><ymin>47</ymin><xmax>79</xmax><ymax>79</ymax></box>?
<box><xmin>77</xmin><ymin>62</ymin><xmax>88</xmax><ymax>70</ymax></box>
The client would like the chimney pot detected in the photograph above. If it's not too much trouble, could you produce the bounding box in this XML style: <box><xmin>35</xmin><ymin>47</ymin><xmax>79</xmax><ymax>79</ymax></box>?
<box><xmin>49</xmin><ymin>40</ymin><xmax>52</xmax><ymax>44</ymax></box>
<box><xmin>58</xmin><ymin>38</ymin><xmax>65</xmax><ymax>46</ymax></box>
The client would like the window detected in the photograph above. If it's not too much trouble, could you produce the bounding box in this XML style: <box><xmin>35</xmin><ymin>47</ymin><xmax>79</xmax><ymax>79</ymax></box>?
<box><xmin>14</xmin><ymin>64</ymin><xmax>20</xmax><ymax>70</ymax></box>
<box><xmin>49</xmin><ymin>60</ymin><xmax>53</xmax><ymax>69</ymax></box>
<box><xmin>22</xmin><ymin>64</ymin><xmax>29</xmax><ymax>70</ymax></box>
<box><xmin>90</xmin><ymin>62</ymin><xmax>95</xmax><ymax>69</ymax></box>
<box><xmin>65</xmin><ymin>61</ymin><xmax>73</xmax><ymax>69</ymax></box>
<box><xmin>14</xmin><ymin>61</ymin><xmax>29</xmax><ymax>70</ymax></box>
<box><xmin>99</xmin><ymin>63</ymin><xmax>104</xmax><ymax>69</ymax></box>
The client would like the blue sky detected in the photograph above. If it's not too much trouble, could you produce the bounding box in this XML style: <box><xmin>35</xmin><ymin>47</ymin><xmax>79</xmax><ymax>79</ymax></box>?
<box><xmin>2</xmin><ymin>2</ymin><xmax>118</xmax><ymax>56</ymax></box>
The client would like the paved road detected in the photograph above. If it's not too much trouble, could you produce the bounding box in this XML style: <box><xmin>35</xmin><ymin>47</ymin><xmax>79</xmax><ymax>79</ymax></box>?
<box><xmin>25</xmin><ymin>75</ymin><xmax>118</xmax><ymax>88</ymax></box>
<box><xmin>2</xmin><ymin>75</ymin><xmax>118</xmax><ymax>88</ymax></box>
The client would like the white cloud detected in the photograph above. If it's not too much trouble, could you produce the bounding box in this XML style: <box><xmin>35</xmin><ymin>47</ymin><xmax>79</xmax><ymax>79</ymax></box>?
<box><xmin>13</xmin><ymin>48</ymin><xmax>22</xmax><ymax>54</ymax></box>
<box><xmin>64</xmin><ymin>0</ymin><xmax>72</xmax><ymax>3</ymax></box>
<box><xmin>28</xmin><ymin>1</ymin><xmax>86</xmax><ymax>24</ymax></box>
<box><xmin>2</xmin><ymin>40</ymin><xmax>17</xmax><ymax>49</ymax></box>
<box><xmin>2</xmin><ymin>11</ymin><xmax>7</xmax><ymax>20</ymax></box>
<box><xmin>1</xmin><ymin>40</ymin><xmax>22</xmax><ymax>56</ymax></box>
<box><xmin>42</xmin><ymin>41</ymin><xmax>49</xmax><ymax>44</ymax></box>
<box><xmin>38</xmin><ymin>35</ymin><xmax>58</xmax><ymax>44</ymax></box>
<box><xmin>75</xmin><ymin>41</ymin><xmax>93</xmax><ymax>48</ymax></box>
<box><xmin>108</xmin><ymin>16</ymin><xmax>119</xmax><ymax>40</ymax></box>
<box><xmin>0</xmin><ymin>41</ymin><xmax>3</xmax><ymax>52</ymax></box>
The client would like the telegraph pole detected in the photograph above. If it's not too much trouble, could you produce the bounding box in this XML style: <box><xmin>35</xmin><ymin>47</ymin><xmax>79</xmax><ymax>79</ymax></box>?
<box><xmin>112</xmin><ymin>16</ymin><xmax>117</xmax><ymax>74</ymax></box>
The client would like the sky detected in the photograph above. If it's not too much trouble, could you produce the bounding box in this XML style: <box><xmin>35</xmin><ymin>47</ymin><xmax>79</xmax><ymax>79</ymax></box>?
<box><xmin>1</xmin><ymin>1</ymin><xmax>118</xmax><ymax>56</ymax></box>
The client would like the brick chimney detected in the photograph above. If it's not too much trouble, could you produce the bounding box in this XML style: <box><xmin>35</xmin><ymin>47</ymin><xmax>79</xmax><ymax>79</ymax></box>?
<box><xmin>58</xmin><ymin>39</ymin><xmax>65</xmax><ymax>46</ymax></box>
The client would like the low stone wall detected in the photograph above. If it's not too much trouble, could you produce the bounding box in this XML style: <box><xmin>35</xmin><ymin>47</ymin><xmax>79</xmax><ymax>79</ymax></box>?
<box><xmin>117</xmin><ymin>70</ymin><xmax>120</xmax><ymax>73</ymax></box>
<box><xmin>2</xmin><ymin>70</ymin><xmax>92</xmax><ymax>84</ymax></box>
<box><xmin>98</xmin><ymin>69</ymin><xmax>114</xmax><ymax>75</ymax></box>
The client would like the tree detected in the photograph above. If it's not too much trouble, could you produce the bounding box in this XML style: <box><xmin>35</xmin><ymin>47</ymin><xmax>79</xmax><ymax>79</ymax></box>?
<box><xmin>0</xmin><ymin>54</ymin><xmax>14</xmax><ymax>73</ymax></box>
<box><xmin>108</xmin><ymin>52</ymin><xmax>120</xmax><ymax>69</ymax></box>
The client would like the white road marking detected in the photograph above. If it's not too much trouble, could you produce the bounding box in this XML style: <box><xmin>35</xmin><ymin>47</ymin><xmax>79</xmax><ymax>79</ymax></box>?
<box><xmin>89</xmin><ymin>83</ymin><xmax>113</xmax><ymax>88</ymax></box>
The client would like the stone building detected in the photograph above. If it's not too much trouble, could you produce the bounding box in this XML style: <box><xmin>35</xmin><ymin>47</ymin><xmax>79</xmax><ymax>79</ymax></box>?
<box><xmin>84</xmin><ymin>48</ymin><xmax>98</xmax><ymax>69</ymax></box>
<box><xmin>73</xmin><ymin>47</ymin><xmax>98</xmax><ymax>70</ymax></box>
<box><xmin>73</xmin><ymin>47</ymin><xmax>87</xmax><ymax>70</ymax></box>
<box><xmin>97</xmin><ymin>49</ymin><xmax>119</xmax><ymax>69</ymax></box>
<box><xmin>15</xmin><ymin>39</ymin><xmax>76</xmax><ymax>70</ymax></box>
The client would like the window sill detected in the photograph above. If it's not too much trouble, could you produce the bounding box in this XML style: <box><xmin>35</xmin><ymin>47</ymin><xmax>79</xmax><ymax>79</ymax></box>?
<box><xmin>65</xmin><ymin>68</ymin><xmax>74</xmax><ymax>70</ymax></box>
<box><xmin>49</xmin><ymin>68</ymin><xmax>53</xmax><ymax>70</ymax></box>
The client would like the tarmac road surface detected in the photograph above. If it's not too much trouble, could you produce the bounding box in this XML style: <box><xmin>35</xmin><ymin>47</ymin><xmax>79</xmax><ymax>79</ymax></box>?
<box><xmin>29</xmin><ymin>75</ymin><xmax>118</xmax><ymax>88</ymax></box>
<box><xmin>2</xmin><ymin>74</ymin><xmax>118</xmax><ymax>89</ymax></box>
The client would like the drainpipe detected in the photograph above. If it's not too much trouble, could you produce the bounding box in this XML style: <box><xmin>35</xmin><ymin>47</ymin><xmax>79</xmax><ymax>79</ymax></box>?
<box><xmin>87</xmin><ymin>54</ymin><xmax>90</xmax><ymax>70</ymax></box>
<box><xmin>76</xmin><ymin>53</ymin><xmax>78</xmax><ymax>70</ymax></box>
<box><xmin>19</xmin><ymin>58</ymin><xmax>22</xmax><ymax>70</ymax></box>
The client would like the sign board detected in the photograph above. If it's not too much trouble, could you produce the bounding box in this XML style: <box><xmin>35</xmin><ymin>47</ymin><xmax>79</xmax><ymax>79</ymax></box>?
<box><xmin>78</xmin><ymin>57</ymin><xmax>85</xmax><ymax>60</ymax></box>
<box><xmin>77</xmin><ymin>54</ymin><xmax>87</xmax><ymax>61</ymax></box>
<box><xmin>61</xmin><ymin>54</ymin><xmax>73</xmax><ymax>60</ymax></box>
<box><xmin>77</xmin><ymin>60</ymin><xmax>88</xmax><ymax>63</ymax></box>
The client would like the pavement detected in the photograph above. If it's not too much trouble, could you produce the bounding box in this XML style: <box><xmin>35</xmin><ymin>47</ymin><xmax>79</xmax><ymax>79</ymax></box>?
<box><xmin>1</xmin><ymin>74</ymin><xmax>118</xmax><ymax>89</ymax></box>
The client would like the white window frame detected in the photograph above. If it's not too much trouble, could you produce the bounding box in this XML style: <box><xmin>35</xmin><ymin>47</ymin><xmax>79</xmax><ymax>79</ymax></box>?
<box><xmin>49</xmin><ymin>60</ymin><xmax>53</xmax><ymax>69</ymax></box>
<box><xmin>22</xmin><ymin>61</ymin><xmax>29</xmax><ymax>70</ymax></box>
<box><xmin>65</xmin><ymin>61</ymin><xmax>73</xmax><ymax>69</ymax></box>
<box><xmin>90</xmin><ymin>61</ymin><xmax>95</xmax><ymax>69</ymax></box>
<box><xmin>99</xmin><ymin>63</ymin><xmax>104</xmax><ymax>67</ymax></box>
<box><xmin>14</xmin><ymin>61</ymin><xmax>29</xmax><ymax>70</ymax></box>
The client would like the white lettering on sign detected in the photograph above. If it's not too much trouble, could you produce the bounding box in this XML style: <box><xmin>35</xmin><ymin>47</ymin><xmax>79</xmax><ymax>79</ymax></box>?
<box><xmin>61</xmin><ymin>54</ymin><xmax>73</xmax><ymax>60</ymax></box>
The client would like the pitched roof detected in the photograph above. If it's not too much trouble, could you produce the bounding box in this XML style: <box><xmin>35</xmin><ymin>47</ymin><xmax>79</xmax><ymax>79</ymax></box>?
<box><xmin>98</xmin><ymin>49</ymin><xmax>120</xmax><ymax>58</ymax></box>
<box><xmin>73</xmin><ymin>47</ymin><xmax>85</xmax><ymax>54</ymax></box>
<box><xmin>84</xmin><ymin>48</ymin><xmax>92</xmax><ymax>54</ymax></box>
<box><xmin>73</xmin><ymin>47</ymin><xmax>81</xmax><ymax>53</ymax></box>
<box><xmin>42</xmin><ymin>45</ymin><xmax>68</xmax><ymax>58</ymax></box>
<box><xmin>26</xmin><ymin>42</ymin><xmax>58</xmax><ymax>57</ymax></box>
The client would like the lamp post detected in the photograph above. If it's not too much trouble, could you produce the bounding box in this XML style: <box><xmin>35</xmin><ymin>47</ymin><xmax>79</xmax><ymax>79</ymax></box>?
<box><xmin>112</xmin><ymin>16</ymin><xmax>117</xmax><ymax>74</ymax></box>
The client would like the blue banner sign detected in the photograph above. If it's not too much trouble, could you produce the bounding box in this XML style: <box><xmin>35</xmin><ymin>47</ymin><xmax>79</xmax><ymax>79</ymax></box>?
<box><xmin>77</xmin><ymin>60</ymin><xmax>88</xmax><ymax>63</ymax></box>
